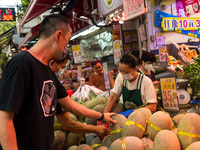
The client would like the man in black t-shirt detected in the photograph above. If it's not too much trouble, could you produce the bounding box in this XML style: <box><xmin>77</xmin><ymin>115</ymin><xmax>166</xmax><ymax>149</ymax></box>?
<box><xmin>0</xmin><ymin>14</ymin><xmax>116</xmax><ymax>150</ymax></box>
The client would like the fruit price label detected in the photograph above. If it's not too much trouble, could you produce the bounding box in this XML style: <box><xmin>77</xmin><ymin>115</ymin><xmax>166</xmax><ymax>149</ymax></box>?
<box><xmin>113</xmin><ymin>40</ymin><xmax>121</xmax><ymax>65</ymax></box>
<box><xmin>72</xmin><ymin>45</ymin><xmax>82</xmax><ymax>64</ymax></box>
<box><xmin>160</xmin><ymin>77</ymin><xmax>179</xmax><ymax>111</ymax></box>
<box><xmin>159</xmin><ymin>47</ymin><xmax>167</xmax><ymax>62</ymax></box>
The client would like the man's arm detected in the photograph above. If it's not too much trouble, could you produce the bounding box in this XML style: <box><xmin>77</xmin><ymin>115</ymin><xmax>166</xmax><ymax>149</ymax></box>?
<box><xmin>104</xmin><ymin>92</ymin><xmax>118</xmax><ymax>113</ymax></box>
<box><xmin>57</xmin><ymin>96</ymin><xmax>116</xmax><ymax>124</ymax></box>
<box><xmin>56</xmin><ymin>112</ymin><xmax>107</xmax><ymax>136</ymax></box>
<box><xmin>108</xmin><ymin>72</ymin><xmax>115</xmax><ymax>89</ymax></box>
<box><xmin>0</xmin><ymin>111</ymin><xmax>18</xmax><ymax>150</ymax></box>
<box><xmin>88</xmin><ymin>74</ymin><xmax>94</xmax><ymax>86</ymax></box>
<box><xmin>145</xmin><ymin>103</ymin><xmax>157</xmax><ymax>112</ymax></box>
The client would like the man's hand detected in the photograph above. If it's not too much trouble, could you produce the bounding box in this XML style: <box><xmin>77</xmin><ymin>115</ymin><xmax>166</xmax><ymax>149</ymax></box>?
<box><xmin>94</xmin><ymin>125</ymin><xmax>107</xmax><ymax>136</ymax></box>
<box><xmin>103</xmin><ymin>113</ymin><xmax>117</xmax><ymax>124</ymax></box>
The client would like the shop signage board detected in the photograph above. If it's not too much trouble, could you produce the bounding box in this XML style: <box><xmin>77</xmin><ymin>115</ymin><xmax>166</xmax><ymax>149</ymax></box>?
<box><xmin>77</xmin><ymin>65</ymin><xmax>82</xmax><ymax>81</ymax></box>
<box><xmin>161</xmin><ymin>17</ymin><xmax>200</xmax><ymax>31</ymax></box>
<box><xmin>156</xmin><ymin>32</ymin><xmax>165</xmax><ymax>46</ymax></box>
<box><xmin>160</xmin><ymin>77</ymin><xmax>179</xmax><ymax>112</ymax></box>
<box><xmin>97</xmin><ymin>0</ymin><xmax>123</xmax><ymax>16</ymax></box>
<box><xmin>181</xmin><ymin>0</ymin><xmax>199</xmax><ymax>16</ymax></box>
<box><xmin>123</xmin><ymin>0</ymin><xmax>147</xmax><ymax>20</ymax></box>
<box><xmin>113</xmin><ymin>40</ymin><xmax>121</xmax><ymax>65</ymax></box>
<box><xmin>72</xmin><ymin>45</ymin><xmax>82</xmax><ymax>64</ymax></box>
<box><xmin>102</xmin><ymin>62</ymin><xmax>111</xmax><ymax>90</ymax></box>
<box><xmin>159</xmin><ymin>47</ymin><xmax>167</xmax><ymax>62</ymax></box>
<box><xmin>0</xmin><ymin>8</ymin><xmax>16</xmax><ymax>21</ymax></box>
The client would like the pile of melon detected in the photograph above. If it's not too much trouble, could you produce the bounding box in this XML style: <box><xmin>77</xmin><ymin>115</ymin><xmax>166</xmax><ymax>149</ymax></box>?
<box><xmin>53</xmin><ymin>94</ymin><xmax>200</xmax><ymax>150</ymax></box>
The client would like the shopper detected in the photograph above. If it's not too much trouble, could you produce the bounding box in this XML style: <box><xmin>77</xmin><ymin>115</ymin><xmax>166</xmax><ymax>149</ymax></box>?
<box><xmin>104</xmin><ymin>54</ymin><xmax>157</xmax><ymax>113</ymax></box>
<box><xmin>0</xmin><ymin>14</ymin><xmax>116</xmax><ymax>150</ymax></box>
<box><xmin>49</xmin><ymin>56</ymin><xmax>107</xmax><ymax>136</ymax></box>
<box><xmin>89</xmin><ymin>60</ymin><xmax>115</xmax><ymax>91</ymax></box>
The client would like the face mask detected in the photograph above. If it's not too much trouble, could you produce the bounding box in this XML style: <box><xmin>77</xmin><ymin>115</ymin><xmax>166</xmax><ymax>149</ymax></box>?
<box><xmin>55</xmin><ymin>63</ymin><xmax>64</xmax><ymax>78</ymax></box>
<box><xmin>122</xmin><ymin>71</ymin><xmax>134</xmax><ymax>81</ymax></box>
<box><xmin>57</xmin><ymin>34</ymin><xmax>69</xmax><ymax>61</ymax></box>
<box><xmin>144</xmin><ymin>64</ymin><xmax>153</xmax><ymax>71</ymax></box>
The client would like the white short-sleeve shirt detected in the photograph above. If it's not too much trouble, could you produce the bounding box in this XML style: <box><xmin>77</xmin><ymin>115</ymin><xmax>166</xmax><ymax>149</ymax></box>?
<box><xmin>111</xmin><ymin>73</ymin><xmax>157</xmax><ymax>105</ymax></box>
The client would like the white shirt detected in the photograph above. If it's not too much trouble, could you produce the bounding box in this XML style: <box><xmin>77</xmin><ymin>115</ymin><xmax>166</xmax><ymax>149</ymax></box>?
<box><xmin>111</xmin><ymin>73</ymin><xmax>157</xmax><ymax>105</ymax></box>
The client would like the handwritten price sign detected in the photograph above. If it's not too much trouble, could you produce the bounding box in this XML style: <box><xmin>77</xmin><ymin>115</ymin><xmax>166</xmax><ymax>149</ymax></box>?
<box><xmin>159</xmin><ymin>47</ymin><xmax>167</xmax><ymax>62</ymax></box>
<box><xmin>113</xmin><ymin>40</ymin><xmax>121</xmax><ymax>65</ymax></box>
<box><xmin>160</xmin><ymin>77</ymin><xmax>179</xmax><ymax>111</ymax></box>
<box><xmin>72</xmin><ymin>45</ymin><xmax>82</xmax><ymax>64</ymax></box>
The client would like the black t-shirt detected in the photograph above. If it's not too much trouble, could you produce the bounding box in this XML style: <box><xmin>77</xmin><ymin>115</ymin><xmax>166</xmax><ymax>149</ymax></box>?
<box><xmin>0</xmin><ymin>51</ymin><xmax>68</xmax><ymax>150</ymax></box>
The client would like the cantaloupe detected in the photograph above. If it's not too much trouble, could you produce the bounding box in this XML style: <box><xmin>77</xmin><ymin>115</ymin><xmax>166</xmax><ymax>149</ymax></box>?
<box><xmin>62</xmin><ymin>133</ymin><xmax>85</xmax><ymax>149</ymax></box>
<box><xmin>185</xmin><ymin>141</ymin><xmax>200</xmax><ymax>150</ymax></box>
<box><xmin>102</xmin><ymin>135</ymin><xmax>115</xmax><ymax>148</ymax></box>
<box><xmin>153</xmin><ymin>130</ymin><xmax>181</xmax><ymax>150</ymax></box>
<box><xmin>110</xmin><ymin>136</ymin><xmax>145</xmax><ymax>150</ymax></box>
<box><xmin>90</xmin><ymin>137</ymin><xmax>102</xmax><ymax>150</ymax></box>
<box><xmin>85</xmin><ymin>97</ymin><xmax>107</xmax><ymax>109</ymax></box>
<box><xmin>109</xmin><ymin>114</ymin><xmax>126</xmax><ymax>141</ymax></box>
<box><xmin>122</xmin><ymin>108</ymin><xmax>152</xmax><ymax>138</ymax></box>
<box><xmin>52</xmin><ymin>130</ymin><xmax>66</xmax><ymax>150</ymax></box>
<box><xmin>111</xmin><ymin>103</ymin><xmax>125</xmax><ymax>113</ymax></box>
<box><xmin>146</xmin><ymin>111</ymin><xmax>172</xmax><ymax>141</ymax></box>
<box><xmin>96</xmin><ymin>146</ymin><xmax>108</xmax><ymax>150</ymax></box>
<box><xmin>172</xmin><ymin>114</ymin><xmax>185</xmax><ymax>128</ymax></box>
<box><xmin>177</xmin><ymin>113</ymin><xmax>200</xmax><ymax>150</ymax></box>
<box><xmin>85</xmin><ymin>133</ymin><xmax>97</xmax><ymax>145</ymax></box>
<box><xmin>76</xmin><ymin>144</ymin><xmax>93</xmax><ymax>150</ymax></box>
<box><xmin>68</xmin><ymin>145</ymin><xmax>78</xmax><ymax>150</ymax></box>
<box><xmin>172</xmin><ymin>128</ymin><xmax>178</xmax><ymax>135</ymax></box>
<box><xmin>141</xmin><ymin>137</ymin><xmax>153</xmax><ymax>150</ymax></box>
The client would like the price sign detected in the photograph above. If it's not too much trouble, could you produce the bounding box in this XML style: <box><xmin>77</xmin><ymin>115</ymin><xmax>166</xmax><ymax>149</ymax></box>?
<box><xmin>159</xmin><ymin>47</ymin><xmax>167</xmax><ymax>62</ymax></box>
<box><xmin>77</xmin><ymin>65</ymin><xmax>82</xmax><ymax>81</ymax></box>
<box><xmin>113</xmin><ymin>40</ymin><xmax>121</xmax><ymax>65</ymax></box>
<box><xmin>102</xmin><ymin>62</ymin><xmax>111</xmax><ymax>90</ymax></box>
<box><xmin>124</xmin><ymin>44</ymin><xmax>131</xmax><ymax>54</ymax></box>
<box><xmin>72</xmin><ymin>45</ymin><xmax>82</xmax><ymax>64</ymax></box>
<box><xmin>156</xmin><ymin>32</ymin><xmax>165</xmax><ymax>46</ymax></box>
<box><xmin>160</xmin><ymin>77</ymin><xmax>179</xmax><ymax>111</ymax></box>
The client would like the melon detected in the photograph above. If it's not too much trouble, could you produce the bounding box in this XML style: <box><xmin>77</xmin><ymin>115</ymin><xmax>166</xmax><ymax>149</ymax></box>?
<box><xmin>172</xmin><ymin>128</ymin><xmax>178</xmax><ymax>135</ymax></box>
<box><xmin>109</xmin><ymin>114</ymin><xmax>126</xmax><ymax>141</ymax></box>
<box><xmin>172</xmin><ymin>114</ymin><xmax>185</xmax><ymax>128</ymax></box>
<box><xmin>122</xmin><ymin>108</ymin><xmax>152</xmax><ymax>138</ymax></box>
<box><xmin>177</xmin><ymin>113</ymin><xmax>200</xmax><ymax>149</ymax></box>
<box><xmin>85</xmin><ymin>97</ymin><xmax>107</xmax><ymax>109</ymax></box>
<box><xmin>76</xmin><ymin>144</ymin><xmax>93</xmax><ymax>150</ymax></box>
<box><xmin>62</xmin><ymin>133</ymin><xmax>85</xmax><ymax>149</ymax></box>
<box><xmin>85</xmin><ymin>133</ymin><xmax>97</xmax><ymax>145</ymax></box>
<box><xmin>96</xmin><ymin>146</ymin><xmax>108</xmax><ymax>150</ymax></box>
<box><xmin>68</xmin><ymin>145</ymin><xmax>78</xmax><ymax>150</ymax></box>
<box><xmin>146</xmin><ymin>111</ymin><xmax>172</xmax><ymax>141</ymax></box>
<box><xmin>54</xmin><ymin>116</ymin><xmax>62</xmax><ymax>130</ymax></box>
<box><xmin>110</xmin><ymin>136</ymin><xmax>145</xmax><ymax>150</ymax></box>
<box><xmin>90</xmin><ymin>137</ymin><xmax>102</xmax><ymax>150</ymax></box>
<box><xmin>102</xmin><ymin>135</ymin><xmax>115</xmax><ymax>148</ymax></box>
<box><xmin>153</xmin><ymin>130</ymin><xmax>181</xmax><ymax>150</ymax></box>
<box><xmin>185</xmin><ymin>141</ymin><xmax>200</xmax><ymax>150</ymax></box>
<box><xmin>52</xmin><ymin>130</ymin><xmax>66</xmax><ymax>150</ymax></box>
<box><xmin>141</xmin><ymin>137</ymin><xmax>153</xmax><ymax>150</ymax></box>
<box><xmin>111</xmin><ymin>103</ymin><xmax>125</xmax><ymax>113</ymax></box>
<box><xmin>69</xmin><ymin>112</ymin><xmax>78</xmax><ymax>121</ymax></box>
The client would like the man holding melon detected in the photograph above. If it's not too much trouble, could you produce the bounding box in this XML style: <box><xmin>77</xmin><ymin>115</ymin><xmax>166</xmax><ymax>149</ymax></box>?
<box><xmin>104</xmin><ymin>54</ymin><xmax>157</xmax><ymax>114</ymax></box>
<box><xmin>0</xmin><ymin>14</ymin><xmax>116</xmax><ymax>150</ymax></box>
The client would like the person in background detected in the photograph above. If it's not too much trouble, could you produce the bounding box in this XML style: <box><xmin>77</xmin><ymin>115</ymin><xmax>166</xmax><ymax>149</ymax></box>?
<box><xmin>49</xmin><ymin>55</ymin><xmax>107</xmax><ymax>136</ymax></box>
<box><xmin>0</xmin><ymin>14</ymin><xmax>116</xmax><ymax>150</ymax></box>
<box><xmin>89</xmin><ymin>60</ymin><xmax>115</xmax><ymax>91</ymax></box>
<box><xmin>104</xmin><ymin>54</ymin><xmax>157</xmax><ymax>113</ymax></box>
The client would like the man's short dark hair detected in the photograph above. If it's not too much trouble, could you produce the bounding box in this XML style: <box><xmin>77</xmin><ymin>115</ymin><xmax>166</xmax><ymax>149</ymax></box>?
<box><xmin>91</xmin><ymin>60</ymin><xmax>101</xmax><ymax>68</ymax></box>
<box><xmin>119</xmin><ymin>54</ymin><xmax>138</xmax><ymax>68</ymax></box>
<box><xmin>141</xmin><ymin>51</ymin><xmax>156</xmax><ymax>63</ymax></box>
<box><xmin>38</xmin><ymin>14</ymin><xmax>70</xmax><ymax>39</ymax></box>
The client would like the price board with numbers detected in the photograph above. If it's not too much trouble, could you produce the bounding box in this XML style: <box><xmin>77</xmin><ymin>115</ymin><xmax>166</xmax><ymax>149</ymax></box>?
<box><xmin>113</xmin><ymin>40</ymin><xmax>121</xmax><ymax>65</ymax></box>
<box><xmin>72</xmin><ymin>45</ymin><xmax>82</xmax><ymax>64</ymax></box>
<box><xmin>159</xmin><ymin>47</ymin><xmax>167</xmax><ymax>62</ymax></box>
<box><xmin>160</xmin><ymin>77</ymin><xmax>179</xmax><ymax>112</ymax></box>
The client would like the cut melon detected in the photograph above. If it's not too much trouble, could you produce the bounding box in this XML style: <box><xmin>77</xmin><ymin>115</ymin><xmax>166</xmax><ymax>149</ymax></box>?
<box><xmin>146</xmin><ymin>111</ymin><xmax>172</xmax><ymax>141</ymax></box>
<box><xmin>52</xmin><ymin>130</ymin><xmax>65</xmax><ymax>150</ymax></box>
<box><xmin>185</xmin><ymin>141</ymin><xmax>200</xmax><ymax>150</ymax></box>
<box><xmin>141</xmin><ymin>137</ymin><xmax>153</xmax><ymax>150</ymax></box>
<box><xmin>110</xmin><ymin>136</ymin><xmax>145</xmax><ymax>150</ymax></box>
<box><xmin>153</xmin><ymin>130</ymin><xmax>181</xmax><ymax>150</ymax></box>
<box><xmin>177</xmin><ymin>113</ymin><xmax>200</xmax><ymax>149</ymax></box>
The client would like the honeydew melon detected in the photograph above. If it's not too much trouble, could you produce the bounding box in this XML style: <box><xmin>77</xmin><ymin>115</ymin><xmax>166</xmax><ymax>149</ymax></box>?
<box><xmin>185</xmin><ymin>141</ymin><xmax>200</xmax><ymax>150</ymax></box>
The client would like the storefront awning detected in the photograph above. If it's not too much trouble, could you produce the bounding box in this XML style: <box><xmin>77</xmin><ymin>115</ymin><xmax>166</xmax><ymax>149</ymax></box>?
<box><xmin>18</xmin><ymin>24</ymin><xmax>40</xmax><ymax>49</ymax></box>
<box><xmin>20</xmin><ymin>0</ymin><xmax>64</xmax><ymax>27</ymax></box>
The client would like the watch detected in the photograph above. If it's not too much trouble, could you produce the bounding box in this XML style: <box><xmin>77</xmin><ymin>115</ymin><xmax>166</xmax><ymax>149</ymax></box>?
<box><xmin>97</xmin><ymin>113</ymin><xmax>104</xmax><ymax>121</ymax></box>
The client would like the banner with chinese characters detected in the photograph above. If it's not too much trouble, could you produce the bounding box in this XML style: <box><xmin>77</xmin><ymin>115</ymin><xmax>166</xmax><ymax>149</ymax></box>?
<box><xmin>160</xmin><ymin>77</ymin><xmax>179</xmax><ymax>112</ymax></box>
<box><xmin>0</xmin><ymin>8</ymin><xmax>16</xmax><ymax>21</ymax></box>
<box><xmin>156</xmin><ymin>32</ymin><xmax>165</xmax><ymax>46</ymax></box>
<box><xmin>159</xmin><ymin>47</ymin><xmax>167</xmax><ymax>62</ymax></box>
<box><xmin>72</xmin><ymin>45</ymin><xmax>82</xmax><ymax>64</ymax></box>
<box><xmin>161</xmin><ymin>17</ymin><xmax>200</xmax><ymax>31</ymax></box>
<box><xmin>102</xmin><ymin>62</ymin><xmax>111</xmax><ymax>90</ymax></box>
<box><xmin>113</xmin><ymin>40</ymin><xmax>121</xmax><ymax>65</ymax></box>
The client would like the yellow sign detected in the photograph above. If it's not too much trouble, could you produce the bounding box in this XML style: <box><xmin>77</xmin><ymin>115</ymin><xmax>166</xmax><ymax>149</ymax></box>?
<box><xmin>159</xmin><ymin>47</ymin><xmax>166</xmax><ymax>62</ymax></box>
<box><xmin>161</xmin><ymin>17</ymin><xmax>200</xmax><ymax>31</ymax></box>
<box><xmin>113</xmin><ymin>40</ymin><xmax>120</xmax><ymax>50</ymax></box>
<box><xmin>72</xmin><ymin>45</ymin><xmax>80</xmax><ymax>52</ymax></box>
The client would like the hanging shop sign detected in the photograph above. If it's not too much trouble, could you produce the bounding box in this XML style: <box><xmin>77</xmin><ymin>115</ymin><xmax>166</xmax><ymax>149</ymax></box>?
<box><xmin>97</xmin><ymin>0</ymin><xmax>123</xmax><ymax>16</ymax></box>
<box><xmin>72</xmin><ymin>45</ymin><xmax>82</xmax><ymax>64</ymax></box>
<box><xmin>102</xmin><ymin>62</ymin><xmax>111</xmax><ymax>90</ymax></box>
<box><xmin>161</xmin><ymin>17</ymin><xmax>200</xmax><ymax>31</ymax></box>
<box><xmin>123</xmin><ymin>0</ymin><xmax>147</xmax><ymax>20</ymax></box>
<box><xmin>176</xmin><ymin>0</ymin><xmax>186</xmax><ymax>17</ymax></box>
<box><xmin>0</xmin><ymin>8</ymin><xmax>16</xmax><ymax>21</ymax></box>
<box><xmin>156</xmin><ymin>32</ymin><xmax>165</xmax><ymax>46</ymax></box>
<box><xmin>181</xmin><ymin>0</ymin><xmax>199</xmax><ymax>16</ymax></box>
<box><xmin>160</xmin><ymin>77</ymin><xmax>179</xmax><ymax>112</ymax></box>
<box><xmin>113</xmin><ymin>40</ymin><xmax>121</xmax><ymax>65</ymax></box>
<box><xmin>159</xmin><ymin>47</ymin><xmax>167</xmax><ymax>63</ymax></box>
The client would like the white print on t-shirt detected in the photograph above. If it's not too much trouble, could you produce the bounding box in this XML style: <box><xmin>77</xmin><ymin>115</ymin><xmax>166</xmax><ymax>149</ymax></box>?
<box><xmin>40</xmin><ymin>80</ymin><xmax>57</xmax><ymax>117</ymax></box>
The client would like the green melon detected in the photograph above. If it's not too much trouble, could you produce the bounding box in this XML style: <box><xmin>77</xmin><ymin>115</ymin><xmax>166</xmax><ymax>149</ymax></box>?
<box><xmin>76</xmin><ymin>144</ymin><xmax>93</xmax><ymax>150</ymax></box>
<box><xmin>52</xmin><ymin>130</ymin><xmax>66</xmax><ymax>150</ymax></box>
<box><xmin>146</xmin><ymin>111</ymin><xmax>172</xmax><ymax>141</ymax></box>
<box><xmin>90</xmin><ymin>137</ymin><xmax>102</xmax><ymax>150</ymax></box>
<box><xmin>68</xmin><ymin>145</ymin><xmax>78</xmax><ymax>150</ymax></box>
<box><xmin>185</xmin><ymin>141</ymin><xmax>200</xmax><ymax>150</ymax></box>
<box><xmin>62</xmin><ymin>133</ymin><xmax>85</xmax><ymax>149</ymax></box>
<box><xmin>85</xmin><ymin>133</ymin><xmax>97</xmax><ymax>146</ymax></box>
<box><xmin>141</xmin><ymin>137</ymin><xmax>153</xmax><ymax>150</ymax></box>
<box><xmin>69</xmin><ymin>112</ymin><xmax>78</xmax><ymax>121</ymax></box>
<box><xmin>177</xmin><ymin>113</ymin><xmax>200</xmax><ymax>149</ymax></box>
<box><xmin>172</xmin><ymin>114</ymin><xmax>185</xmax><ymax>128</ymax></box>
<box><xmin>122</xmin><ymin>108</ymin><xmax>152</xmax><ymax>138</ymax></box>
<box><xmin>85</xmin><ymin>97</ymin><xmax>107</xmax><ymax>109</ymax></box>
<box><xmin>102</xmin><ymin>135</ymin><xmax>115</xmax><ymax>148</ymax></box>
<box><xmin>111</xmin><ymin>103</ymin><xmax>125</xmax><ymax>113</ymax></box>
<box><xmin>110</xmin><ymin>136</ymin><xmax>145</xmax><ymax>150</ymax></box>
<box><xmin>54</xmin><ymin>116</ymin><xmax>62</xmax><ymax>130</ymax></box>
<box><xmin>153</xmin><ymin>130</ymin><xmax>181</xmax><ymax>150</ymax></box>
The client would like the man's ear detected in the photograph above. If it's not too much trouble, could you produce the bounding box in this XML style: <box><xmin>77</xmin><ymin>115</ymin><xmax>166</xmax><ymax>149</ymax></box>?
<box><xmin>49</xmin><ymin>60</ymin><xmax>55</xmax><ymax>69</ymax></box>
<box><xmin>54</xmin><ymin>30</ymin><xmax>62</xmax><ymax>42</ymax></box>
